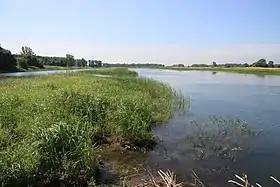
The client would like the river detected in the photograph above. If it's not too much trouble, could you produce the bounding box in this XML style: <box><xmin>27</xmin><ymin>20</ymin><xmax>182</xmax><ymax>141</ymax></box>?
<box><xmin>134</xmin><ymin>68</ymin><xmax>280</xmax><ymax>187</ymax></box>
<box><xmin>0</xmin><ymin>69</ymin><xmax>92</xmax><ymax>77</ymax></box>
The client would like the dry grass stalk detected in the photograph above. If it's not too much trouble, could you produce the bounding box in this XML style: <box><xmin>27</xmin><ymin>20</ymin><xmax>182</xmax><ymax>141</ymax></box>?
<box><xmin>228</xmin><ymin>174</ymin><xmax>280</xmax><ymax>187</ymax></box>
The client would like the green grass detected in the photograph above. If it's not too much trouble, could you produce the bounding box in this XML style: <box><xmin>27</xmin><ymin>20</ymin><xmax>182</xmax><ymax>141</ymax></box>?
<box><xmin>17</xmin><ymin>65</ymin><xmax>92</xmax><ymax>72</ymax></box>
<box><xmin>163</xmin><ymin>66</ymin><xmax>280</xmax><ymax>75</ymax></box>
<box><xmin>91</xmin><ymin>67</ymin><xmax>138</xmax><ymax>77</ymax></box>
<box><xmin>44</xmin><ymin>65</ymin><xmax>92</xmax><ymax>71</ymax></box>
<box><xmin>0</xmin><ymin>68</ymin><xmax>180</xmax><ymax>186</ymax></box>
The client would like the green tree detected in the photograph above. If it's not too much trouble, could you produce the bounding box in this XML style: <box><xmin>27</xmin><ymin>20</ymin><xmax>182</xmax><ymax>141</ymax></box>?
<box><xmin>252</xmin><ymin>58</ymin><xmax>268</xmax><ymax>67</ymax></box>
<box><xmin>20</xmin><ymin>46</ymin><xmax>43</xmax><ymax>68</ymax></box>
<box><xmin>17</xmin><ymin>57</ymin><xmax>29</xmax><ymax>69</ymax></box>
<box><xmin>96</xmin><ymin>60</ymin><xmax>102</xmax><ymax>68</ymax></box>
<box><xmin>0</xmin><ymin>45</ymin><xmax>17</xmax><ymax>71</ymax></box>
<box><xmin>66</xmin><ymin>54</ymin><xmax>75</xmax><ymax>67</ymax></box>
<box><xmin>268</xmin><ymin>61</ymin><xmax>274</xmax><ymax>68</ymax></box>
<box><xmin>212</xmin><ymin>61</ymin><xmax>217</xmax><ymax>67</ymax></box>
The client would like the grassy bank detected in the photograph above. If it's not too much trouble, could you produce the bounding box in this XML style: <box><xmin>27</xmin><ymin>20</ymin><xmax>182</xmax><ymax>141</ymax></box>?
<box><xmin>17</xmin><ymin>65</ymin><xmax>92</xmax><ymax>72</ymax></box>
<box><xmin>163</xmin><ymin>67</ymin><xmax>280</xmax><ymax>75</ymax></box>
<box><xmin>0</xmin><ymin>68</ymin><xmax>180</xmax><ymax>186</ymax></box>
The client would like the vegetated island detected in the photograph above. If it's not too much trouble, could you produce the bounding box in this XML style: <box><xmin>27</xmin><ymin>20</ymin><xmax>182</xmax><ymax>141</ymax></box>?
<box><xmin>0</xmin><ymin>67</ymin><xmax>185</xmax><ymax>186</ymax></box>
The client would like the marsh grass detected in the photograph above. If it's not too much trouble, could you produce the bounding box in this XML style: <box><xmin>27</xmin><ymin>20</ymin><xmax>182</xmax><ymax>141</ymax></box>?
<box><xmin>0</xmin><ymin>69</ymin><xmax>181</xmax><ymax>186</ymax></box>
<box><xmin>90</xmin><ymin>67</ymin><xmax>139</xmax><ymax>77</ymax></box>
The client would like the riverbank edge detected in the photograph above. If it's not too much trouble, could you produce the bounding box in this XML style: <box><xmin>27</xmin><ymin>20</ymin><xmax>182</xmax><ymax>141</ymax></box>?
<box><xmin>0</xmin><ymin>66</ymin><xmax>93</xmax><ymax>73</ymax></box>
<box><xmin>158</xmin><ymin>67</ymin><xmax>280</xmax><ymax>75</ymax></box>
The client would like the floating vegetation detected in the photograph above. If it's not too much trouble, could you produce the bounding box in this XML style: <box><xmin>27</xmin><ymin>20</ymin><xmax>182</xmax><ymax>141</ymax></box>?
<box><xmin>186</xmin><ymin>116</ymin><xmax>253</xmax><ymax>161</ymax></box>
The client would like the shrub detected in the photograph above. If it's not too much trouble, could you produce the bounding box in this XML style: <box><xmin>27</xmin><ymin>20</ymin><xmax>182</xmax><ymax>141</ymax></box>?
<box><xmin>17</xmin><ymin>57</ymin><xmax>29</xmax><ymax>69</ymax></box>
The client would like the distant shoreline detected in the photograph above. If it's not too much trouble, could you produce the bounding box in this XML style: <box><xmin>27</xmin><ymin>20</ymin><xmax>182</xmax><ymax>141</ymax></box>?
<box><xmin>157</xmin><ymin>66</ymin><xmax>280</xmax><ymax>76</ymax></box>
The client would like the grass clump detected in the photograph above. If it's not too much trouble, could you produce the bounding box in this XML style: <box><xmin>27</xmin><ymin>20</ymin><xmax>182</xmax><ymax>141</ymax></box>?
<box><xmin>0</xmin><ymin>68</ymin><xmax>178</xmax><ymax>186</ymax></box>
<box><xmin>91</xmin><ymin>67</ymin><xmax>138</xmax><ymax>77</ymax></box>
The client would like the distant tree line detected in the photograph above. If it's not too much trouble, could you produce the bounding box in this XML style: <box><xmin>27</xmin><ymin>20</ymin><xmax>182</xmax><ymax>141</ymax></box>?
<box><xmin>171</xmin><ymin>59</ymin><xmax>280</xmax><ymax>68</ymax></box>
<box><xmin>0</xmin><ymin>45</ymin><xmax>102</xmax><ymax>72</ymax></box>
<box><xmin>102</xmin><ymin>63</ymin><xmax>165</xmax><ymax>68</ymax></box>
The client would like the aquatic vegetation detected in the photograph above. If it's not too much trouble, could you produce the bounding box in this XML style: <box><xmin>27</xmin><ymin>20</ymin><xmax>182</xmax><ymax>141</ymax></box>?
<box><xmin>0</xmin><ymin>68</ymin><xmax>181</xmax><ymax>186</ymax></box>
<box><xmin>90</xmin><ymin>67</ymin><xmax>139</xmax><ymax>77</ymax></box>
<box><xmin>186</xmin><ymin>116</ymin><xmax>253</xmax><ymax>161</ymax></box>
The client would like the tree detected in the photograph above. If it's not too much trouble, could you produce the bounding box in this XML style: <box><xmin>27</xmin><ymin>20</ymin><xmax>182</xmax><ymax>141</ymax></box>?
<box><xmin>96</xmin><ymin>60</ymin><xmax>102</xmax><ymax>68</ymax></box>
<box><xmin>66</xmin><ymin>54</ymin><xmax>75</xmax><ymax>67</ymax></box>
<box><xmin>212</xmin><ymin>61</ymin><xmax>217</xmax><ymax>67</ymax></box>
<box><xmin>17</xmin><ymin>57</ymin><xmax>29</xmax><ymax>69</ymax></box>
<box><xmin>88</xmin><ymin>60</ymin><xmax>102</xmax><ymax>67</ymax></box>
<box><xmin>268</xmin><ymin>61</ymin><xmax>274</xmax><ymax>68</ymax></box>
<box><xmin>0</xmin><ymin>45</ymin><xmax>17</xmax><ymax>71</ymax></box>
<box><xmin>20</xmin><ymin>46</ymin><xmax>43</xmax><ymax>68</ymax></box>
<box><xmin>252</xmin><ymin>58</ymin><xmax>268</xmax><ymax>67</ymax></box>
<box><xmin>75</xmin><ymin>58</ymin><xmax>88</xmax><ymax>67</ymax></box>
<box><xmin>80</xmin><ymin>58</ymin><xmax>87</xmax><ymax>67</ymax></box>
<box><xmin>21</xmin><ymin>46</ymin><xmax>34</xmax><ymax>57</ymax></box>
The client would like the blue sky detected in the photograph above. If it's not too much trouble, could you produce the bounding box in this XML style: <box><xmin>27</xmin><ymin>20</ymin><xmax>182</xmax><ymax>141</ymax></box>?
<box><xmin>1</xmin><ymin>0</ymin><xmax>280</xmax><ymax>64</ymax></box>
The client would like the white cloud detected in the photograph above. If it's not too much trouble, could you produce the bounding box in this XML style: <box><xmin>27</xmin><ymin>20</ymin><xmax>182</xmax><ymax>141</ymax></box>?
<box><xmin>1</xmin><ymin>38</ymin><xmax>280</xmax><ymax>65</ymax></box>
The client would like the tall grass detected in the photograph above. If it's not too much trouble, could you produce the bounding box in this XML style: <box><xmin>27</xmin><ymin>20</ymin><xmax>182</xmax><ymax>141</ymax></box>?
<box><xmin>90</xmin><ymin>67</ymin><xmax>139</xmax><ymax>77</ymax></box>
<box><xmin>0</xmin><ymin>69</ymin><xmax>180</xmax><ymax>186</ymax></box>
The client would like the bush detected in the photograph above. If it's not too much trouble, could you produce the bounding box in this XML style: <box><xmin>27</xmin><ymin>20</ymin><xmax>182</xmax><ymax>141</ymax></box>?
<box><xmin>17</xmin><ymin>57</ymin><xmax>29</xmax><ymax>69</ymax></box>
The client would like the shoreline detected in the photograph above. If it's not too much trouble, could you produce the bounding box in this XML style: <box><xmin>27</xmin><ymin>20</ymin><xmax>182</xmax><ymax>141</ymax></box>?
<box><xmin>160</xmin><ymin>66</ymin><xmax>280</xmax><ymax>75</ymax></box>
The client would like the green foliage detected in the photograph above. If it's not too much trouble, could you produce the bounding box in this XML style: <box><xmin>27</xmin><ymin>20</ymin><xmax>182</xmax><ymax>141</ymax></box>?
<box><xmin>268</xmin><ymin>60</ymin><xmax>274</xmax><ymax>68</ymax></box>
<box><xmin>76</xmin><ymin>58</ymin><xmax>87</xmax><ymax>67</ymax></box>
<box><xmin>36</xmin><ymin>122</ymin><xmax>98</xmax><ymax>184</ymax></box>
<box><xmin>102</xmin><ymin>63</ymin><xmax>165</xmax><ymax>68</ymax></box>
<box><xmin>212</xmin><ymin>61</ymin><xmax>217</xmax><ymax>67</ymax></box>
<box><xmin>165</xmin><ymin>66</ymin><xmax>280</xmax><ymax>75</ymax></box>
<box><xmin>0</xmin><ymin>69</ymin><xmax>177</xmax><ymax>185</ymax></box>
<box><xmin>66</xmin><ymin>54</ymin><xmax>75</xmax><ymax>67</ymax></box>
<box><xmin>0</xmin><ymin>45</ymin><xmax>17</xmax><ymax>72</ymax></box>
<box><xmin>17</xmin><ymin>57</ymin><xmax>29</xmax><ymax>69</ymax></box>
<box><xmin>252</xmin><ymin>58</ymin><xmax>268</xmax><ymax>67</ymax></box>
<box><xmin>89</xmin><ymin>60</ymin><xmax>102</xmax><ymax>68</ymax></box>
<box><xmin>91</xmin><ymin>67</ymin><xmax>138</xmax><ymax>77</ymax></box>
<box><xmin>19</xmin><ymin>46</ymin><xmax>44</xmax><ymax>69</ymax></box>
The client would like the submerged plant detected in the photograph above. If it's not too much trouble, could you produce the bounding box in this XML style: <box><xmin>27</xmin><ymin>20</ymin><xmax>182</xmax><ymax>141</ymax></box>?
<box><xmin>186</xmin><ymin>116</ymin><xmax>253</xmax><ymax>161</ymax></box>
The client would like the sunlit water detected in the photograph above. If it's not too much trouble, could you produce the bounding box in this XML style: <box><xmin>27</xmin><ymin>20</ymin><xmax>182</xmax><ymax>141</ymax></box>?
<box><xmin>134</xmin><ymin>69</ymin><xmax>280</xmax><ymax>186</ymax></box>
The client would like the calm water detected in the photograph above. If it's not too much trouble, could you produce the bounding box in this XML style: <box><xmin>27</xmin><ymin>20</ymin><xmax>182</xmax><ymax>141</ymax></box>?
<box><xmin>0</xmin><ymin>69</ymin><xmax>92</xmax><ymax>77</ymax></box>
<box><xmin>134</xmin><ymin>69</ymin><xmax>280</xmax><ymax>186</ymax></box>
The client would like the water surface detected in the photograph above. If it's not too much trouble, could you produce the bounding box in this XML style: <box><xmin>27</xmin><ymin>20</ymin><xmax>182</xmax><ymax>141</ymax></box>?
<box><xmin>134</xmin><ymin>69</ymin><xmax>280</xmax><ymax>186</ymax></box>
<box><xmin>0</xmin><ymin>69</ymin><xmax>92</xmax><ymax>77</ymax></box>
